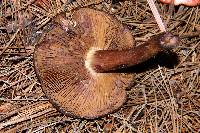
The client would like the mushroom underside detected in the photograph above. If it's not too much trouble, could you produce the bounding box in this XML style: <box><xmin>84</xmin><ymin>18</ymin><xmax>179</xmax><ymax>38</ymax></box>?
<box><xmin>34</xmin><ymin>8</ymin><xmax>134</xmax><ymax>118</ymax></box>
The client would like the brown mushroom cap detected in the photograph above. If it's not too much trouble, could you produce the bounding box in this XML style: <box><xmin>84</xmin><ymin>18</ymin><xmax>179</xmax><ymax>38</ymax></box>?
<box><xmin>34</xmin><ymin>8</ymin><xmax>134</xmax><ymax>118</ymax></box>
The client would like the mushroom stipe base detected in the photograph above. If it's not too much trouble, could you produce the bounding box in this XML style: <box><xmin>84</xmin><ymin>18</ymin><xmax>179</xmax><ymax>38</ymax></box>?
<box><xmin>34</xmin><ymin>8</ymin><xmax>179</xmax><ymax>119</ymax></box>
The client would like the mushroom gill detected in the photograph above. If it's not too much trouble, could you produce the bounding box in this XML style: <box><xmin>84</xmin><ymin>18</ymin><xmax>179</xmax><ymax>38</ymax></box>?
<box><xmin>34</xmin><ymin>8</ymin><xmax>179</xmax><ymax>119</ymax></box>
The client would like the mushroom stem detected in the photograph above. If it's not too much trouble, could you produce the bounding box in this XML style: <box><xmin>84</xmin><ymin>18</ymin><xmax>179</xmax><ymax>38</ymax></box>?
<box><xmin>89</xmin><ymin>32</ymin><xmax>179</xmax><ymax>73</ymax></box>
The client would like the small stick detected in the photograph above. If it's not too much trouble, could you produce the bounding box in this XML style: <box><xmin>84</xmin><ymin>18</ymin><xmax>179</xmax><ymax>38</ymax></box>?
<box><xmin>0</xmin><ymin>29</ymin><xmax>20</xmax><ymax>56</ymax></box>
<box><xmin>0</xmin><ymin>108</ymin><xmax>56</xmax><ymax>130</ymax></box>
<box><xmin>147</xmin><ymin>0</ymin><xmax>167</xmax><ymax>32</ymax></box>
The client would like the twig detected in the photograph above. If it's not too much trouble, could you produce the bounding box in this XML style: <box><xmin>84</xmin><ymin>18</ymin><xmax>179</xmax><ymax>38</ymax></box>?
<box><xmin>175</xmin><ymin>41</ymin><xmax>200</xmax><ymax>69</ymax></box>
<box><xmin>147</xmin><ymin>0</ymin><xmax>167</xmax><ymax>32</ymax></box>
<box><xmin>0</xmin><ymin>98</ymin><xmax>48</xmax><ymax>102</ymax></box>
<box><xmin>0</xmin><ymin>28</ymin><xmax>20</xmax><ymax>56</ymax></box>
<box><xmin>0</xmin><ymin>108</ymin><xmax>56</xmax><ymax>130</ymax></box>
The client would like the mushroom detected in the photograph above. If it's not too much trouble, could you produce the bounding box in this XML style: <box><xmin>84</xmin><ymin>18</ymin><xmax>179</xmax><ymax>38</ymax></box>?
<box><xmin>34</xmin><ymin>8</ymin><xmax>179</xmax><ymax>119</ymax></box>
<box><xmin>160</xmin><ymin>0</ymin><xmax>200</xmax><ymax>6</ymax></box>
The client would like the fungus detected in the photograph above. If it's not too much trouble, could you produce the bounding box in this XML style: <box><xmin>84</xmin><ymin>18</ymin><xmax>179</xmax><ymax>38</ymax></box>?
<box><xmin>34</xmin><ymin>8</ymin><xmax>179</xmax><ymax>119</ymax></box>
<box><xmin>160</xmin><ymin>0</ymin><xmax>200</xmax><ymax>6</ymax></box>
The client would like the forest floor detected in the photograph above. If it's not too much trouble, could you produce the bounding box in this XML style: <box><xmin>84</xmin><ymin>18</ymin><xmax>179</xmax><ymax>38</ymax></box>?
<box><xmin>0</xmin><ymin>0</ymin><xmax>199</xmax><ymax>132</ymax></box>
